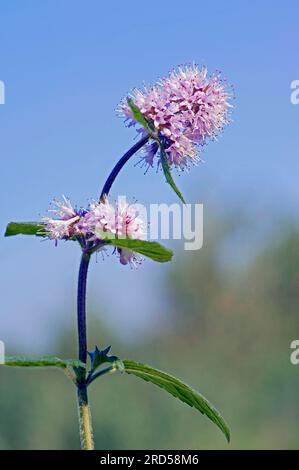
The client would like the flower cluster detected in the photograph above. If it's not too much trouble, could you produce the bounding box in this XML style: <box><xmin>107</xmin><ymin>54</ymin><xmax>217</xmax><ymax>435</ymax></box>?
<box><xmin>42</xmin><ymin>196</ymin><xmax>145</xmax><ymax>266</ymax></box>
<box><xmin>119</xmin><ymin>64</ymin><xmax>232</xmax><ymax>170</ymax></box>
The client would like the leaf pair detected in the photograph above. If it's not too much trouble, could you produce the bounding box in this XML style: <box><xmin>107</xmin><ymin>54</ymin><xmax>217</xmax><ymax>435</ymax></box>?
<box><xmin>5</xmin><ymin>222</ymin><xmax>173</xmax><ymax>264</ymax></box>
<box><xmin>127</xmin><ymin>98</ymin><xmax>186</xmax><ymax>204</ymax></box>
<box><xmin>2</xmin><ymin>355</ymin><xmax>230</xmax><ymax>442</ymax></box>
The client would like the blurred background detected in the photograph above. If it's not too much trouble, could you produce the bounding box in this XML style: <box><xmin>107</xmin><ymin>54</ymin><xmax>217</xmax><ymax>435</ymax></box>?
<box><xmin>0</xmin><ymin>0</ymin><xmax>299</xmax><ymax>449</ymax></box>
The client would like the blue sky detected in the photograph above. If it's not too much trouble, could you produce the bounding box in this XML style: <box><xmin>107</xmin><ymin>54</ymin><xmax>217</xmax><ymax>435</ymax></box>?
<box><xmin>0</xmin><ymin>0</ymin><xmax>298</xmax><ymax>352</ymax></box>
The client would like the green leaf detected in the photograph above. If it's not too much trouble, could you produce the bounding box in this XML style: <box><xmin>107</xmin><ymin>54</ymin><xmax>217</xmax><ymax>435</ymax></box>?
<box><xmin>3</xmin><ymin>355</ymin><xmax>85</xmax><ymax>368</ymax></box>
<box><xmin>126</xmin><ymin>99</ymin><xmax>185</xmax><ymax>205</ymax></box>
<box><xmin>126</xmin><ymin>99</ymin><xmax>185</xmax><ymax>204</ymax></box>
<box><xmin>123</xmin><ymin>359</ymin><xmax>230</xmax><ymax>443</ymax></box>
<box><xmin>127</xmin><ymin>98</ymin><xmax>155</xmax><ymax>135</ymax></box>
<box><xmin>99</xmin><ymin>236</ymin><xmax>173</xmax><ymax>263</ymax></box>
<box><xmin>3</xmin><ymin>356</ymin><xmax>86</xmax><ymax>383</ymax></box>
<box><xmin>5</xmin><ymin>222</ymin><xmax>46</xmax><ymax>237</ymax></box>
<box><xmin>160</xmin><ymin>145</ymin><xmax>186</xmax><ymax>204</ymax></box>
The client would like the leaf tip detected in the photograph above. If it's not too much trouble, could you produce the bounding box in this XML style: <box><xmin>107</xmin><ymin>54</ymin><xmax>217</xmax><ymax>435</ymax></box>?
<box><xmin>4</xmin><ymin>223</ymin><xmax>13</xmax><ymax>237</ymax></box>
<box><xmin>223</xmin><ymin>425</ymin><xmax>231</xmax><ymax>443</ymax></box>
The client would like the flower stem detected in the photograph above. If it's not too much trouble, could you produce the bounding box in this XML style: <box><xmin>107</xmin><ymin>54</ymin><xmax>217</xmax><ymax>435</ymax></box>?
<box><xmin>77</xmin><ymin>252</ymin><xmax>90</xmax><ymax>364</ymax></box>
<box><xmin>76</xmin><ymin>251</ymin><xmax>94</xmax><ymax>450</ymax></box>
<box><xmin>75</xmin><ymin>135</ymin><xmax>150</xmax><ymax>449</ymax></box>
<box><xmin>99</xmin><ymin>133</ymin><xmax>150</xmax><ymax>201</ymax></box>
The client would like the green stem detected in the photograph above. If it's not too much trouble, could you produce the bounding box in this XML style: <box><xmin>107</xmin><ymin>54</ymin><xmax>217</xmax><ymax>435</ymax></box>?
<box><xmin>77</xmin><ymin>384</ymin><xmax>94</xmax><ymax>450</ymax></box>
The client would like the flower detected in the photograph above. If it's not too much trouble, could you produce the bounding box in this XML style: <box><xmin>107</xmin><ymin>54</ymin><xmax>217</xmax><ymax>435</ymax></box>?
<box><xmin>42</xmin><ymin>196</ymin><xmax>81</xmax><ymax>241</ymax></box>
<box><xmin>119</xmin><ymin>64</ymin><xmax>232</xmax><ymax>170</ymax></box>
<box><xmin>86</xmin><ymin>197</ymin><xmax>146</xmax><ymax>267</ymax></box>
<box><xmin>42</xmin><ymin>196</ymin><xmax>146</xmax><ymax>267</ymax></box>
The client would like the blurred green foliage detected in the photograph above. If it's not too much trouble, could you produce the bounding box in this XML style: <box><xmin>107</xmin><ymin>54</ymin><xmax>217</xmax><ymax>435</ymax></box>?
<box><xmin>1</xmin><ymin>215</ymin><xmax>299</xmax><ymax>449</ymax></box>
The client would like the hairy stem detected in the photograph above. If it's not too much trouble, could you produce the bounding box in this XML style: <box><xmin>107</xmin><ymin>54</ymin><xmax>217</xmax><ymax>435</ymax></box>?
<box><xmin>77</xmin><ymin>384</ymin><xmax>94</xmax><ymax>450</ymax></box>
<box><xmin>76</xmin><ymin>251</ymin><xmax>94</xmax><ymax>450</ymax></box>
<box><xmin>100</xmin><ymin>133</ymin><xmax>150</xmax><ymax>201</ymax></box>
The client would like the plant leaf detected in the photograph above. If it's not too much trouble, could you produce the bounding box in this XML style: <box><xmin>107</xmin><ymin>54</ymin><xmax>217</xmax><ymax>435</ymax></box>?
<box><xmin>123</xmin><ymin>359</ymin><xmax>230</xmax><ymax>443</ymax></box>
<box><xmin>160</xmin><ymin>145</ymin><xmax>186</xmax><ymax>204</ymax></box>
<box><xmin>100</xmin><ymin>236</ymin><xmax>173</xmax><ymax>263</ymax></box>
<box><xmin>5</xmin><ymin>222</ymin><xmax>46</xmax><ymax>237</ymax></box>
<box><xmin>3</xmin><ymin>356</ymin><xmax>86</xmax><ymax>383</ymax></box>
<box><xmin>126</xmin><ymin>99</ymin><xmax>185</xmax><ymax>205</ymax></box>
<box><xmin>3</xmin><ymin>356</ymin><xmax>85</xmax><ymax>369</ymax></box>
<box><xmin>127</xmin><ymin>98</ymin><xmax>155</xmax><ymax>135</ymax></box>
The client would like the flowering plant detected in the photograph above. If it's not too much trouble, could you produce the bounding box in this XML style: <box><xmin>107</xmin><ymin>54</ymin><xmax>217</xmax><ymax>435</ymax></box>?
<box><xmin>3</xmin><ymin>65</ymin><xmax>232</xmax><ymax>449</ymax></box>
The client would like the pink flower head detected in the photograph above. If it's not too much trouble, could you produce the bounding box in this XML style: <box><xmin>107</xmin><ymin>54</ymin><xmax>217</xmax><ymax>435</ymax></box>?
<box><xmin>42</xmin><ymin>196</ymin><xmax>146</xmax><ymax>267</ymax></box>
<box><xmin>119</xmin><ymin>64</ymin><xmax>232</xmax><ymax>170</ymax></box>
<box><xmin>42</xmin><ymin>196</ymin><xmax>82</xmax><ymax>241</ymax></box>
<box><xmin>87</xmin><ymin>197</ymin><xmax>146</xmax><ymax>267</ymax></box>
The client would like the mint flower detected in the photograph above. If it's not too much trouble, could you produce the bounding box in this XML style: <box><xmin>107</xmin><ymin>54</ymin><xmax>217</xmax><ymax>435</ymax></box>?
<box><xmin>42</xmin><ymin>196</ymin><xmax>81</xmax><ymax>240</ymax></box>
<box><xmin>5</xmin><ymin>61</ymin><xmax>232</xmax><ymax>449</ymax></box>
<box><xmin>42</xmin><ymin>196</ymin><xmax>146</xmax><ymax>267</ymax></box>
<box><xmin>84</xmin><ymin>197</ymin><xmax>146</xmax><ymax>267</ymax></box>
<box><xmin>119</xmin><ymin>64</ymin><xmax>232</xmax><ymax>170</ymax></box>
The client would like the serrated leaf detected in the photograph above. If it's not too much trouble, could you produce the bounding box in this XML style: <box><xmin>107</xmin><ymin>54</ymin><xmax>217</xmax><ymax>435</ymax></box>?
<box><xmin>127</xmin><ymin>98</ymin><xmax>155</xmax><ymax>135</ymax></box>
<box><xmin>160</xmin><ymin>145</ymin><xmax>186</xmax><ymax>204</ymax></box>
<box><xmin>3</xmin><ymin>356</ymin><xmax>85</xmax><ymax>369</ymax></box>
<box><xmin>5</xmin><ymin>222</ymin><xmax>46</xmax><ymax>237</ymax></box>
<box><xmin>99</xmin><ymin>236</ymin><xmax>173</xmax><ymax>263</ymax></box>
<box><xmin>123</xmin><ymin>359</ymin><xmax>230</xmax><ymax>443</ymax></box>
<box><xmin>3</xmin><ymin>356</ymin><xmax>85</xmax><ymax>383</ymax></box>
